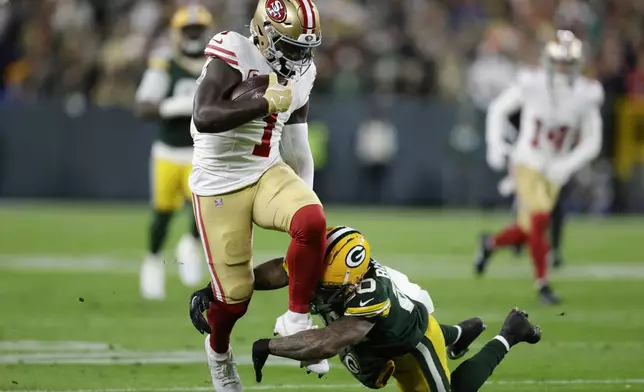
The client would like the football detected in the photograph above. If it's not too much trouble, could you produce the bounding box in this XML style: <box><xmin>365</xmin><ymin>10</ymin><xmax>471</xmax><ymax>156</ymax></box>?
<box><xmin>230</xmin><ymin>75</ymin><xmax>269</xmax><ymax>101</ymax></box>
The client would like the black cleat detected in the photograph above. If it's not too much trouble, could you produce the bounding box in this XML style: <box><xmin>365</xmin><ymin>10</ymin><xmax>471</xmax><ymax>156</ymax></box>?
<box><xmin>499</xmin><ymin>307</ymin><xmax>542</xmax><ymax>347</ymax></box>
<box><xmin>448</xmin><ymin>317</ymin><xmax>486</xmax><ymax>360</ymax></box>
<box><xmin>474</xmin><ymin>234</ymin><xmax>494</xmax><ymax>277</ymax></box>
<box><xmin>539</xmin><ymin>284</ymin><xmax>562</xmax><ymax>305</ymax></box>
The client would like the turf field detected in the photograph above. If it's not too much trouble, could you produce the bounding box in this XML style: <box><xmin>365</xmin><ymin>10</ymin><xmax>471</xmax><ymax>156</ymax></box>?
<box><xmin>1</xmin><ymin>202</ymin><xmax>643</xmax><ymax>392</ymax></box>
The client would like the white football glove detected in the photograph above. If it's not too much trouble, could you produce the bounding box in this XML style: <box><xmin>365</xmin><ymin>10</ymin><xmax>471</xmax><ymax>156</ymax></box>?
<box><xmin>497</xmin><ymin>175</ymin><xmax>516</xmax><ymax>197</ymax></box>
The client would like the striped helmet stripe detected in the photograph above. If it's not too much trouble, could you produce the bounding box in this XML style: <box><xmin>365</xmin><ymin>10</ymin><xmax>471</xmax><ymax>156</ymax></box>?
<box><xmin>325</xmin><ymin>226</ymin><xmax>359</xmax><ymax>259</ymax></box>
<box><xmin>297</xmin><ymin>0</ymin><xmax>316</xmax><ymax>34</ymax></box>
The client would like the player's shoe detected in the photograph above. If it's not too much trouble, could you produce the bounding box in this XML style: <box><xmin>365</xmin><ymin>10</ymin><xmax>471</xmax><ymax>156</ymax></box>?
<box><xmin>204</xmin><ymin>335</ymin><xmax>242</xmax><ymax>392</ymax></box>
<box><xmin>140</xmin><ymin>253</ymin><xmax>165</xmax><ymax>300</ymax></box>
<box><xmin>538</xmin><ymin>284</ymin><xmax>562</xmax><ymax>305</ymax></box>
<box><xmin>474</xmin><ymin>234</ymin><xmax>494</xmax><ymax>277</ymax></box>
<box><xmin>176</xmin><ymin>233</ymin><xmax>204</xmax><ymax>287</ymax></box>
<box><xmin>499</xmin><ymin>307</ymin><xmax>542</xmax><ymax>347</ymax></box>
<box><xmin>274</xmin><ymin>311</ymin><xmax>330</xmax><ymax>377</ymax></box>
<box><xmin>447</xmin><ymin>317</ymin><xmax>486</xmax><ymax>360</ymax></box>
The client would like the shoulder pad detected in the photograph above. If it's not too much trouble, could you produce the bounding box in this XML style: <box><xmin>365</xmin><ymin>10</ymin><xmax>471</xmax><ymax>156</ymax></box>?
<box><xmin>204</xmin><ymin>31</ymin><xmax>255</xmax><ymax>74</ymax></box>
<box><xmin>147</xmin><ymin>46</ymin><xmax>172</xmax><ymax>71</ymax></box>
<box><xmin>344</xmin><ymin>275</ymin><xmax>391</xmax><ymax>318</ymax></box>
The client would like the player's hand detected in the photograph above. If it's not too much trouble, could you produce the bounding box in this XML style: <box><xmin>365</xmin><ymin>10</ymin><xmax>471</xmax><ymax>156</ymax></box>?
<box><xmin>189</xmin><ymin>283</ymin><xmax>213</xmax><ymax>335</ymax></box>
<box><xmin>252</xmin><ymin>339</ymin><xmax>271</xmax><ymax>383</ymax></box>
<box><xmin>544</xmin><ymin>159</ymin><xmax>573</xmax><ymax>185</ymax></box>
<box><xmin>263</xmin><ymin>72</ymin><xmax>293</xmax><ymax>114</ymax></box>
<box><xmin>486</xmin><ymin>150</ymin><xmax>506</xmax><ymax>171</ymax></box>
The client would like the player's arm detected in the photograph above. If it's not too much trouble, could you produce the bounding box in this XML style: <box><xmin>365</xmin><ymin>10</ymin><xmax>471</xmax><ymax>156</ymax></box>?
<box><xmin>259</xmin><ymin>315</ymin><xmax>374</xmax><ymax>361</ymax></box>
<box><xmin>486</xmin><ymin>84</ymin><xmax>523</xmax><ymax>170</ymax></box>
<box><xmin>281</xmin><ymin>102</ymin><xmax>314</xmax><ymax>187</ymax></box>
<box><xmin>192</xmin><ymin>59</ymin><xmax>269</xmax><ymax>133</ymax></box>
<box><xmin>559</xmin><ymin>91</ymin><xmax>603</xmax><ymax>173</ymax></box>
<box><xmin>134</xmin><ymin>57</ymin><xmax>172</xmax><ymax>120</ymax></box>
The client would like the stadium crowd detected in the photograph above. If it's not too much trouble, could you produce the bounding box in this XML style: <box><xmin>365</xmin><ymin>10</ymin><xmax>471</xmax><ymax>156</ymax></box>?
<box><xmin>1</xmin><ymin>0</ymin><xmax>643</xmax><ymax>107</ymax></box>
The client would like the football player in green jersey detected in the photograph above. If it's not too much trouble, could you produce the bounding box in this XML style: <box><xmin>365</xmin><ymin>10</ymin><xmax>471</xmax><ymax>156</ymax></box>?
<box><xmin>135</xmin><ymin>5</ymin><xmax>213</xmax><ymax>300</ymax></box>
<box><xmin>190</xmin><ymin>226</ymin><xmax>542</xmax><ymax>391</ymax></box>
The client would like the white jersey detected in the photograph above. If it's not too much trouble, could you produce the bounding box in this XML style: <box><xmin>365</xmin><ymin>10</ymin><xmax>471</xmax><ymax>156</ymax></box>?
<box><xmin>384</xmin><ymin>265</ymin><xmax>435</xmax><ymax>315</ymax></box>
<box><xmin>190</xmin><ymin>31</ymin><xmax>316</xmax><ymax>195</ymax></box>
<box><xmin>486</xmin><ymin>68</ymin><xmax>604</xmax><ymax>175</ymax></box>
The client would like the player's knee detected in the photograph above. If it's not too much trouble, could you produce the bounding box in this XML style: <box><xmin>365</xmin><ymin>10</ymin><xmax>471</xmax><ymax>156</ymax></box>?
<box><xmin>290</xmin><ymin>204</ymin><xmax>326</xmax><ymax>242</ymax></box>
<box><xmin>224</xmin><ymin>278</ymin><xmax>254</xmax><ymax>303</ymax></box>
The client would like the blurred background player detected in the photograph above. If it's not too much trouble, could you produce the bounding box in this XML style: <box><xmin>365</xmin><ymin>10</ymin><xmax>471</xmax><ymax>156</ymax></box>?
<box><xmin>502</xmin><ymin>110</ymin><xmax>570</xmax><ymax>269</ymax></box>
<box><xmin>476</xmin><ymin>30</ymin><xmax>604</xmax><ymax>305</ymax></box>
<box><xmin>134</xmin><ymin>5</ymin><xmax>214</xmax><ymax>300</ymax></box>
<box><xmin>189</xmin><ymin>1</ymin><xmax>327</xmax><ymax>390</ymax></box>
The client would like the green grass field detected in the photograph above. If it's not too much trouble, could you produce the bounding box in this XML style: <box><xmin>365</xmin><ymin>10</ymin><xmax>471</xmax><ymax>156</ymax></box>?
<box><xmin>1</xmin><ymin>202</ymin><xmax>643</xmax><ymax>392</ymax></box>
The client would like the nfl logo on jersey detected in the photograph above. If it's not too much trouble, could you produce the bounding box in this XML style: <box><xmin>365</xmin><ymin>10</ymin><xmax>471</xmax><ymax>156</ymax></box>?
<box><xmin>214</xmin><ymin>198</ymin><xmax>224</xmax><ymax>208</ymax></box>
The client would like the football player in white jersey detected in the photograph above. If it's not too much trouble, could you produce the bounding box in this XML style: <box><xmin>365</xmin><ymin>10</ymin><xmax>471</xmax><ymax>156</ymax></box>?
<box><xmin>189</xmin><ymin>1</ymin><xmax>327</xmax><ymax>391</ymax></box>
<box><xmin>476</xmin><ymin>30</ymin><xmax>603</xmax><ymax>305</ymax></box>
<box><xmin>134</xmin><ymin>5</ymin><xmax>214</xmax><ymax>300</ymax></box>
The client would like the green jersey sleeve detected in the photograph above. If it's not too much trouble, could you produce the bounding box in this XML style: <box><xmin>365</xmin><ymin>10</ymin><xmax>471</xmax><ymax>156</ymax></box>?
<box><xmin>344</xmin><ymin>275</ymin><xmax>391</xmax><ymax>318</ymax></box>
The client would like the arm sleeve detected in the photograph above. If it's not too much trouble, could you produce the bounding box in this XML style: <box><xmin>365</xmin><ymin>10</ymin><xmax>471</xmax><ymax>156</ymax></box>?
<box><xmin>562</xmin><ymin>105</ymin><xmax>602</xmax><ymax>172</ymax></box>
<box><xmin>280</xmin><ymin>122</ymin><xmax>314</xmax><ymax>188</ymax></box>
<box><xmin>486</xmin><ymin>84</ymin><xmax>523</xmax><ymax>155</ymax></box>
<box><xmin>344</xmin><ymin>280</ymin><xmax>391</xmax><ymax>318</ymax></box>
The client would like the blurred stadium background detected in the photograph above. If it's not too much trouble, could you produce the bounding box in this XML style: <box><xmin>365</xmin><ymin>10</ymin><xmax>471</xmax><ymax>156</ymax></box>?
<box><xmin>1</xmin><ymin>0</ymin><xmax>644</xmax><ymax>391</ymax></box>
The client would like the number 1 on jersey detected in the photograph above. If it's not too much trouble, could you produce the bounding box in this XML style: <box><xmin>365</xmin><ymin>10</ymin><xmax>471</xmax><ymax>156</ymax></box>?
<box><xmin>252</xmin><ymin>114</ymin><xmax>277</xmax><ymax>157</ymax></box>
<box><xmin>532</xmin><ymin>119</ymin><xmax>569</xmax><ymax>152</ymax></box>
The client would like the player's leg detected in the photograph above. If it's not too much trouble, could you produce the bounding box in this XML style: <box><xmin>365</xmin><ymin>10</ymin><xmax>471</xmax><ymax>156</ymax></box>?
<box><xmin>474</xmin><ymin>196</ymin><xmax>528</xmax><ymax>276</ymax></box>
<box><xmin>253</xmin><ymin>162</ymin><xmax>328</xmax><ymax>373</ymax></box>
<box><xmin>442</xmin><ymin>317</ymin><xmax>486</xmax><ymax>360</ymax></box>
<box><xmin>393</xmin><ymin>315</ymin><xmax>451</xmax><ymax>392</ymax></box>
<box><xmin>193</xmin><ymin>189</ymin><xmax>255</xmax><ymax>392</ymax></box>
<box><xmin>515</xmin><ymin>166</ymin><xmax>561</xmax><ymax>304</ymax></box>
<box><xmin>176</xmin><ymin>163</ymin><xmax>203</xmax><ymax>287</ymax></box>
<box><xmin>549</xmin><ymin>181</ymin><xmax>569</xmax><ymax>268</ymax></box>
<box><xmin>141</xmin><ymin>158</ymin><xmax>184</xmax><ymax>300</ymax></box>
<box><xmin>449</xmin><ymin>308</ymin><xmax>541</xmax><ymax>392</ymax></box>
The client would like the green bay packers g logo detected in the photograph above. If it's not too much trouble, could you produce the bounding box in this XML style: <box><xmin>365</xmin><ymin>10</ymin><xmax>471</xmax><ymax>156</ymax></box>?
<box><xmin>343</xmin><ymin>352</ymin><xmax>360</xmax><ymax>374</ymax></box>
<box><xmin>346</xmin><ymin>245</ymin><xmax>366</xmax><ymax>268</ymax></box>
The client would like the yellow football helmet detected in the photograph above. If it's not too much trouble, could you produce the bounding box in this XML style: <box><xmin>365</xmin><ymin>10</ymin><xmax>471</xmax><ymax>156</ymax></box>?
<box><xmin>321</xmin><ymin>226</ymin><xmax>371</xmax><ymax>289</ymax></box>
<box><xmin>542</xmin><ymin>30</ymin><xmax>583</xmax><ymax>83</ymax></box>
<box><xmin>250</xmin><ymin>0</ymin><xmax>322</xmax><ymax>77</ymax></box>
<box><xmin>171</xmin><ymin>5</ymin><xmax>214</xmax><ymax>58</ymax></box>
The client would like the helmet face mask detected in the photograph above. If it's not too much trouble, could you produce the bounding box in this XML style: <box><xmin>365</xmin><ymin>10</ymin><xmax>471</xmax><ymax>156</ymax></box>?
<box><xmin>171</xmin><ymin>5</ymin><xmax>213</xmax><ymax>59</ymax></box>
<box><xmin>180</xmin><ymin>25</ymin><xmax>210</xmax><ymax>57</ymax></box>
<box><xmin>251</xmin><ymin>0</ymin><xmax>322</xmax><ymax>78</ymax></box>
<box><xmin>542</xmin><ymin>30</ymin><xmax>583</xmax><ymax>86</ymax></box>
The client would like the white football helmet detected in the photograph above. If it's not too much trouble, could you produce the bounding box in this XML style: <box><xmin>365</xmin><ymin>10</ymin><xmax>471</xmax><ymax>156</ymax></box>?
<box><xmin>542</xmin><ymin>30</ymin><xmax>583</xmax><ymax>86</ymax></box>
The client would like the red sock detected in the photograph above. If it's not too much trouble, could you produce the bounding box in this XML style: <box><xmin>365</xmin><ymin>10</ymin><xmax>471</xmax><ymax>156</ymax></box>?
<box><xmin>285</xmin><ymin>204</ymin><xmax>327</xmax><ymax>314</ymax></box>
<box><xmin>528</xmin><ymin>213</ymin><xmax>550</xmax><ymax>282</ymax></box>
<box><xmin>492</xmin><ymin>224</ymin><xmax>527</xmax><ymax>248</ymax></box>
<box><xmin>207</xmin><ymin>299</ymin><xmax>250</xmax><ymax>353</ymax></box>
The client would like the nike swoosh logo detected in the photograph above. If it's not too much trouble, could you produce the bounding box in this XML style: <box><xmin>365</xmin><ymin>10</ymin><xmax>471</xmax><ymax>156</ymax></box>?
<box><xmin>359</xmin><ymin>298</ymin><xmax>374</xmax><ymax>307</ymax></box>
<box><xmin>213</xmin><ymin>38</ymin><xmax>223</xmax><ymax>44</ymax></box>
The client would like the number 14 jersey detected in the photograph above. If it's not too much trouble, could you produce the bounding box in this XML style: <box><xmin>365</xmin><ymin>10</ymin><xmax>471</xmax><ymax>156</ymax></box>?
<box><xmin>190</xmin><ymin>31</ymin><xmax>316</xmax><ymax>196</ymax></box>
<box><xmin>489</xmin><ymin>68</ymin><xmax>604</xmax><ymax>173</ymax></box>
